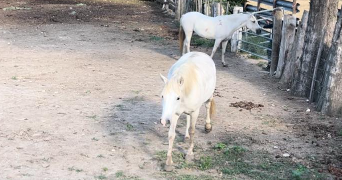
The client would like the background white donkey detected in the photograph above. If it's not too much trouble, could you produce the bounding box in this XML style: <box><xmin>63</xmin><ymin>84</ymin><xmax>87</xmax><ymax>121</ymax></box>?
<box><xmin>179</xmin><ymin>12</ymin><xmax>262</xmax><ymax>67</ymax></box>
<box><xmin>160</xmin><ymin>52</ymin><xmax>216</xmax><ymax>171</ymax></box>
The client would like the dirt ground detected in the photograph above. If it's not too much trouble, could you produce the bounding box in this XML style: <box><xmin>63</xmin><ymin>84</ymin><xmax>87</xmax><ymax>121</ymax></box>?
<box><xmin>0</xmin><ymin>0</ymin><xmax>341</xmax><ymax>180</ymax></box>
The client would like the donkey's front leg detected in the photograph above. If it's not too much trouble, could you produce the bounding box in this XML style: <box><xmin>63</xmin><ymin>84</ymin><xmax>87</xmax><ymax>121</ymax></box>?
<box><xmin>221</xmin><ymin>40</ymin><xmax>229</xmax><ymax>67</ymax></box>
<box><xmin>165</xmin><ymin>115</ymin><xmax>179</xmax><ymax>171</ymax></box>
<box><xmin>186</xmin><ymin>109</ymin><xmax>200</xmax><ymax>162</ymax></box>
<box><xmin>184</xmin><ymin>115</ymin><xmax>190</xmax><ymax>141</ymax></box>
<box><xmin>210</xmin><ymin>39</ymin><xmax>223</xmax><ymax>59</ymax></box>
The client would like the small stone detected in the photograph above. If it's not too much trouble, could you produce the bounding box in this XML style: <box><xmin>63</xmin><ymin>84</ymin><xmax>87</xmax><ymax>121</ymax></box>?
<box><xmin>282</xmin><ymin>153</ymin><xmax>290</xmax><ymax>157</ymax></box>
<box><xmin>273</xmin><ymin>146</ymin><xmax>279</xmax><ymax>149</ymax></box>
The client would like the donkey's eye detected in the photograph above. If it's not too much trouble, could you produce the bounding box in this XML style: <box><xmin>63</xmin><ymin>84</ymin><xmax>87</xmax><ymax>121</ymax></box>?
<box><xmin>252</xmin><ymin>21</ymin><xmax>256</xmax><ymax>23</ymax></box>
<box><xmin>177</xmin><ymin>97</ymin><xmax>180</xmax><ymax>100</ymax></box>
<box><xmin>162</xmin><ymin>95</ymin><xmax>164</xmax><ymax>99</ymax></box>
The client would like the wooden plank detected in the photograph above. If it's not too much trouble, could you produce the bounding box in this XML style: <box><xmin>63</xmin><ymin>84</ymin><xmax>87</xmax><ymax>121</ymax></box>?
<box><xmin>231</xmin><ymin>7</ymin><xmax>244</xmax><ymax>52</ymax></box>
<box><xmin>277</xmin><ymin>14</ymin><xmax>296</xmax><ymax>80</ymax></box>
<box><xmin>309</xmin><ymin>28</ymin><xmax>326</xmax><ymax>102</ymax></box>
<box><xmin>290</xmin><ymin>10</ymin><xmax>309</xmax><ymax>94</ymax></box>
<box><xmin>270</xmin><ymin>8</ymin><xmax>283</xmax><ymax>76</ymax></box>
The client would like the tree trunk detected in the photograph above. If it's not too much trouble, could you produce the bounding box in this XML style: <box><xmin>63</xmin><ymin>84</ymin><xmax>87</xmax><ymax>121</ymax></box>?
<box><xmin>294</xmin><ymin>0</ymin><xmax>338</xmax><ymax>97</ymax></box>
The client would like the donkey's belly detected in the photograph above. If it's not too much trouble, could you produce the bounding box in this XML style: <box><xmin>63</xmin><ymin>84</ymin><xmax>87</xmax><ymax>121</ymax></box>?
<box><xmin>194</xmin><ymin>21</ymin><xmax>216</xmax><ymax>39</ymax></box>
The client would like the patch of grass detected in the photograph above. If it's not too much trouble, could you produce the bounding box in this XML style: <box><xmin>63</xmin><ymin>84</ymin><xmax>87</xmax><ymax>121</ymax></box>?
<box><xmin>175</xmin><ymin>174</ymin><xmax>215</xmax><ymax>180</ymax></box>
<box><xmin>224</xmin><ymin>146</ymin><xmax>246</xmax><ymax>160</ymax></box>
<box><xmin>126</xmin><ymin>123</ymin><xmax>134</xmax><ymax>131</ymax></box>
<box><xmin>102</xmin><ymin>167</ymin><xmax>108</xmax><ymax>172</ymax></box>
<box><xmin>97</xmin><ymin>154</ymin><xmax>105</xmax><ymax>158</ymax></box>
<box><xmin>198</xmin><ymin>156</ymin><xmax>213</xmax><ymax>170</ymax></box>
<box><xmin>86</xmin><ymin>115</ymin><xmax>97</xmax><ymax>120</ymax></box>
<box><xmin>95</xmin><ymin>174</ymin><xmax>107</xmax><ymax>180</ymax></box>
<box><xmin>338</xmin><ymin>129</ymin><xmax>342</xmax><ymax>136</ymax></box>
<box><xmin>115</xmin><ymin>171</ymin><xmax>124</xmax><ymax>178</ymax></box>
<box><xmin>191</xmin><ymin>36</ymin><xmax>215</xmax><ymax>47</ymax></box>
<box><xmin>115</xmin><ymin>104</ymin><xmax>130</xmax><ymax>111</ymax></box>
<box><xmin>150</xmin><ymin>36</ymin><xmax>163</xmax><ymax>41</ymax></box>
<box><xmin>68</xmin><ymin>166</ymin><xmax>83</xmax><ymax>173</ymax></box>
<box><xmin>213</xmin><ymin>142</ymin><xmax>227</xmax><ymax>150</ymax></box>
<box><xmin>11</xmin><ymin>76</ymin><xmax>17</xmax><ymax>80</ymax></box>
<box><xmin>92</xmin><ymin>137</ymin><xmax>99</xmax><ymax>141</ymax></box>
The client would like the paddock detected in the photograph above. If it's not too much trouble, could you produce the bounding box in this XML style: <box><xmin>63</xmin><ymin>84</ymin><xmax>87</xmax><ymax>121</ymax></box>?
<box><xmin>0</xmin><ymin>0</ymin><xmax>341</xmax><ymax>179</ymax></box>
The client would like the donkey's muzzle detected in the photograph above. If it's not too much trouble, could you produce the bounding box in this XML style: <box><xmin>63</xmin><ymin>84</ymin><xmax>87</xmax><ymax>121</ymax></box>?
<box><xmin>256</xmin><ymin>28</ymin><xmax>262</xmax><ymax>34</ymax></box>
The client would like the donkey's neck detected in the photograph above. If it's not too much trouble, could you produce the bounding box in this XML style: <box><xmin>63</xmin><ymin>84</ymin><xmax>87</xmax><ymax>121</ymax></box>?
<box><xmin>224</xmin><ymin>14</ymin><xmax>249</xmax><ymax>37</ymax></box>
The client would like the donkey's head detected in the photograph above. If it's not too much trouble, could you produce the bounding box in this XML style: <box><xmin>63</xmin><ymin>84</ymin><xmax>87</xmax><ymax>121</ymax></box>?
<box><xmin>159</xmin><ymin>74</ymin><xmax>185</xmax><ymax>126</ymax></box>
<box><xmin>246</xmin><ymin>14</ymin><xmax>262</xmax><ymax>34</ymax></box>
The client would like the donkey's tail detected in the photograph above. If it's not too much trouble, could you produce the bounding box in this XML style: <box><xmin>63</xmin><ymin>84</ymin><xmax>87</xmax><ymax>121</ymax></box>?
<box><xmin>210</xmin><ymin>99</ymin><xmax>216</xmax><ymax>119</ymax></box>
<box><xmin>179</xmin><ymin>24</ymin><xmax>185</xmax><ymax>55</ymax></box>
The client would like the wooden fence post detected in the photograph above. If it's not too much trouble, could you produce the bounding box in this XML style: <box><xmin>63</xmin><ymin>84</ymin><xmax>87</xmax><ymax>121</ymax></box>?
<box><xmin>270</xmin><ymin>8</ymin><xmax>283</xmax><ymax>76</ymax></box>
<box><xmin>290</xmin><ymin>11</ymin><xmax>309</xmax><ymax>94</ymax></box>
<box><xmin>319</xmin><ymin>12</ymin><xmax>342</xmax><ymax>116</ymax></box>
<box><xmin>230</xmin><ymin>7</ymin><xmax>243</xmax><ymax>52</ymax></box>
<box><xmin>276</xmin><ymin>14</ymin><xmax>296</xmax><ymax>80</ymax></box>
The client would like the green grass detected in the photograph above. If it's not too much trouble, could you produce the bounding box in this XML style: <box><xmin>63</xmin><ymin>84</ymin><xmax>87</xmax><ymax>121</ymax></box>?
<box><xmin>241</xmin><ymin>32</ymin><xmax>271</xmax><ymax>60</ymax></box>
<box><xmin>68</xmin><ymin>166</ymin><xmax>83</xmax><ymax>173</ymax></box>
<box><xmin>115</xmin><ymin>171</ymin><xmax>124</xmax><ymax>178</ymax></box>
<box><xmin>198</xmin><ymin>156</ymin><xmax>213</xmax><ymax>170</ymax></box>
<box><xmin>338</xmin><ymin>129</ymin><xmax>342</xmax><ymax>136</ymax></box>
<box><xmin>97</xmin><ymin>154</ymin><xmax>105</xmax><ymax>158</ymax></box>
<box><xmin>11</xmin><ymin>76</ymin><xmax>17</xmax><ymax>80</ymax></box>
<box><xmin>95</xmin><ymin>174</ymin><xmax>107</xmax><ymax>180</ymax></box>
<box><xmin>86</xmin><ymin>115</ymin><xmax>97</xmax><ymax>120</ymax></box>
<box><xmin>102</xmin><ymin>167</ymin><xmax>108</xmax><ymax>172</ymax></box>
<box><xmin>213</xmin><ymin>142</ymin><xmax>227</xmax><ymax>150</ymax></box>
<box><xmin>150</xmin><ymin>36</ymin><xmax>164</xmax><ymax>41</ymax></box>
<box><xmin>191</xmin><ymin>36</ymin><xmax>215</xmax><ymax>47</ymax></box>
<box><xmin>175</xmin><ymin>174</ymin><xmax>215</xmax><ymax>180</ymax></box>
<box><xmin>126</xmin><ymin>123</ymin><xmax>134</xmax><ymax>131</ymax></box>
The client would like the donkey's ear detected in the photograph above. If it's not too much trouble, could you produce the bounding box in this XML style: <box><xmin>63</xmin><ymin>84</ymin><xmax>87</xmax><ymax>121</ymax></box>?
<box><xmin>178</xmin><ymin>76</ymin><xmax>184</xmax><ymax>86</ymax></box>
<box><xmin>160</xmin><ymin>74</ymin><xmax>168</xmax><ymax>84</ymax></box>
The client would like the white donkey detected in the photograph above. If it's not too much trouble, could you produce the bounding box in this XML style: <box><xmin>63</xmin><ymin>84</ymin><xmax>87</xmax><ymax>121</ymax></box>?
<box><xmin>160</xmin><ymin>52</ymin><xmax>216</xmax><ymax>171</ymax></box>
<box><xmin>179</xmin><ymin>12</ymin><xmax>262</xmax><ymax>67</ymax></box>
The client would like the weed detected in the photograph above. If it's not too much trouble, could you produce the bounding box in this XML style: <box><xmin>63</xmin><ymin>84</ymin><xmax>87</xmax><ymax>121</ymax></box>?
<box><xmin>175</xmin><ymin>174</ymin><xmax>215</xmax><ymax>180</ymax></box>
<box><xmin>97</xmin><ymin>154</ymin><xmax>105</xmax><ymax>158</ymax></box>
<box><xmin>150</xmin><ymin>36</ymin><xmax>163</xmax><ymax>41</ymax></box>
<box><xmin>115</xmin><ymin>170</ymin><xmax>124</xmax><ymax>178</ymax></box>
<box><xmin>224</xmin><ymin>146</ymin><xmax>246</xmax><ymax>160</ymax></box>
<box><xmin>214</xmin><ymin>142</ymin><xmax>227</xmax><ymax>150</ymax></box>
<box><xmin>291</xmin><ymin>165</ymin><xmax>308</xmax><ymax>180</ymax></box>
<box><xmin>95</xmin><ymin>174</ymin><xmax>107</xmax><ymax>179</ymax></box>
<box><xmin>338</xmin><ymin>129</ymin><xmax>342</xmax><ymax>136</ymax></box>
<box><xmin>11</xmin><ymin>76</ymin><xmax>17</xmax><ymax>80</ymax></box>
<box><xmin>126</xmin><ymin>123</ymin><xmax>134</xmax><ymax>131</ymax></box>
<box><xmin>68</xmin><ymin>166</ymin><xmax>83</xmax><ymax>173</ymax></box>
<box><xmin>198</xmin><ymin>156</ymin><xmax>213</xmax><ymax>170</ymax></box>
<box><xmin>86</xmin><ymin>115</ymin><xmax>97</xmax><ymax>120</ymax></box>
<box><xmin>92</xmin><ymin>137</ymin><xmax>99</xmax><ymax>141</ymax></box>
<box><xmin>102</xmin><ymin>167</ymin><xmax>108</xmax><ymax>172</ymax></box>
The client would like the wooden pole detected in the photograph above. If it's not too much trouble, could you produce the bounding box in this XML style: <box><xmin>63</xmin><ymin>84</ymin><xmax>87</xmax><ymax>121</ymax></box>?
<box><xmin>292</xmin><ymin>0</ymin><xmax>297</xmax><ymax>15</ymax></box>
<box><xmin>270</xmin><ymin>9</ymin><xmax>283</xmax><ymax>76</ymax></box>
<box><xmin>257</xmin><ymin>0</ymin><xmax>261</xmax><ymax>11</ymax></box>
<box><xmin>318</xmin><ymin>5</ymin><xmax>342</xmax><ymax>115</ymax></box>
<box><xmin>277</xmin><ymin>15</ymin><xmax>296</xmax><ymax>80</ymax></box>
<box><xmin>231</xmin><ymin>7</ymin><xmax>244</xmax><ymax>52</ymax></box>
<box><xmin>290</xmin><ymin>11</ymin><xmax>309</xmax><ymax>94</ymax></box>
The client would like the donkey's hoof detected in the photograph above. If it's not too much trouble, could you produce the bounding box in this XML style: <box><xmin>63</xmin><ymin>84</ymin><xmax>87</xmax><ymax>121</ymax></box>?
<box><xmin>185</xmin><ymin>154</ymin><xmax>194</xmax><ymax>162</ymax></box>
<box><xmin>222</xmin><ymin>63</ymin><xmax>228</xmax><ymax>67</ymax></box>
<box><xmin>164</xmin><ymin>164</ymin><xmax>174</xmax><ymax>172</ymax></box>
<box><xmin>205</xmin><ymin>123</ymin><xmax>212</xmax><ymax>133</ymax></box>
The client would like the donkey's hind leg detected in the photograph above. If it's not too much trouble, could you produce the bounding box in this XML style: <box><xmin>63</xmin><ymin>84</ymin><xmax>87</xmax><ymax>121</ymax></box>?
<box><xmin>221</xmin><ymin>40</ymin><xmax>229</xmax><ymax>67</ymax></box>
<box><xmin>186</xmin><ymin>109</ymin><xmax>199</xmax><ymax>162</ymax></box>
<box><xmin>205</xmin><ymin>96</ymin><xmax>214</xmax><ymax>133</ymax></box>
